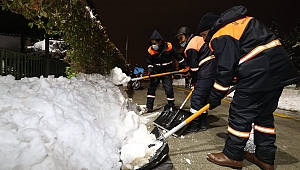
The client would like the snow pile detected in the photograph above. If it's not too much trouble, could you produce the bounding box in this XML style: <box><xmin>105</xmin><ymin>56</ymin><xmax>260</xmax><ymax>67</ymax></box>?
<box><xmin>109</xmin><ymin>67</ymin><xmax>131</xmax><ymax>85</ymax></box>
<box><xmin>120</xmin><ymin>124</ymin><xmax>163</xmax><ymax>170</ymax></box>
<box><xmin>0</xmin><ymin>73</ymin><xmax>157</xmax><ymax>170</ymax></box>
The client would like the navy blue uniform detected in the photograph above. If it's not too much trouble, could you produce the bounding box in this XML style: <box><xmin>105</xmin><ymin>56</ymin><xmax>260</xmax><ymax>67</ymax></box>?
<box><xmin>146</xmin><ymin>30</ymin><xmax>186</xmax><ymax>109</ymax></box>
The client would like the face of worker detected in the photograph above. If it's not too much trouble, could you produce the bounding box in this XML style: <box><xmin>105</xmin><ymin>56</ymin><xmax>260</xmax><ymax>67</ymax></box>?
<box><xmin>151</xmin><ymin>39</ymin><xmax>162</xmax><ymax>50</ymax></box>
<box><xmin>177</xmin><ymin>34</ymin><xmax>187</xmax><ymax>44</ymax></box>
<box><xmin>199</xmin><ymin>30</ymin><xmax>209</xmax><ymax>41</ymax></box>
<box><xmin>177</xmin><ymin>34</ymin><xmax>188</xmax><ymax>47</ymax></box>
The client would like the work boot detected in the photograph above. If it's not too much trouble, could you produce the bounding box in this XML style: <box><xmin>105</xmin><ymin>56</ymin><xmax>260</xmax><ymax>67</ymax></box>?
<box><xmin>244</xmin><ymin>152</ymin><xmax>274</xmax><ymax>170</ymax></box>
<box><xmin>207</xmin><ymin>152</ymin><xmax>243</xmax><ymax>169</ymax></box>
<box><xmin>199</xmin><ymin>112</ymin><xmax>208</xmax><ymax>131</ymax></box>
<box><xmin>184</xmin><ymin>117</ymin><xmax>201</xmax><ymax>133</ymax></box>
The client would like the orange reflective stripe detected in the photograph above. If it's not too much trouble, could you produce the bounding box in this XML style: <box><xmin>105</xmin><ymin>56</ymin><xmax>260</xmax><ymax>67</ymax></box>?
<box><xmin>239</xmin><ymin>39</ymin><xmax>281</xmax><ymax>65</ymax></box>
<box><xmin>254</xmin><ymin>125</ymin><xmax>276</xmax><ymax>134</ymax></box>
<box><xmin>209</xmin><ymin>16</ymin><xmax>253</xmax><ymax>52</ymax></box>
<box><xmin>199</xmin><ymin>55</ymin><xmax>215</xmax><ymax>66</ymax></box>
<box><xmin>165</xmin><ymin>42</ymin><xmax>172</xmax><ymax>52</ymax></box>
<box><xmin>213</xmin><ymin>82</ymin><xmax>230</xmax><ymax>91</ymax></box>
<box><xmin>148</xmin><ymin>42</ymin><xmax>172</xmax><ymax>55</ymax></box>
<box><xmin>228</xmin><ymin>126</ymin><xmax>250</xmax><ymax>138</ymax></box>
<box><xmin>148</xmin><ymin>47</ymin><xmax>159</xmax><ymax>55</ymax></box>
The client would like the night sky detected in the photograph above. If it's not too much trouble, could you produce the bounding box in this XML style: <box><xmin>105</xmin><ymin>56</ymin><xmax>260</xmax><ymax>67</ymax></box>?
<box><xmin>91</xmin><ymin>0</ymin><xmax>300</xmax><ymax>68</ymax></box>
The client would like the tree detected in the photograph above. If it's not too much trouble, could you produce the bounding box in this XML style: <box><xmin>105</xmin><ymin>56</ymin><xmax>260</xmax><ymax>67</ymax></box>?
<box><xmin>1</xmin><ymin>0</ymin><xmax>126</xmax><ymax>76</ymax></box>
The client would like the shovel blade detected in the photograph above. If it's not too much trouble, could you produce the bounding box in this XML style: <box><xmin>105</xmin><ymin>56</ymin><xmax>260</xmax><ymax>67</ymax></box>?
<box><xmin>166</xmin><ymin>109</ymin><xmax>190</xmax><ymax>136</ymax></box>
<box><xmin>137</xmin><ymin>127</ymin><xmax>169</xmax><ymax>170</ymax></box>
<box><xmin>153</xmin><ymin>105</ymin><xmax>177</xmax><ymax>127</ymax></box>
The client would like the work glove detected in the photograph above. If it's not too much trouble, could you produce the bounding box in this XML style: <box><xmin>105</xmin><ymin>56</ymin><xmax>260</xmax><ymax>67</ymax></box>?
<box><xmin>208</xmin><ymin>96</ymin><xmax>221</xmax><ymax>110</ymax></box>
<box><xmin>147</xmin><ymin>67</ymin><xmax>153</xmax><ymax>77</ymax></box>
<box><xmin>183</xmin><ymin>65</ymin><xmax>190</xmax><ymax>72</ymax></box>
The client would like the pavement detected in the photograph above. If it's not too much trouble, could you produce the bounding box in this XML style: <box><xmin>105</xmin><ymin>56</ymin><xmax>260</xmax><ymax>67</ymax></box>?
<box><xmin>127</xmin><ymin>81</ymin><xmax>300</xmax><ymax>170</ymax></box>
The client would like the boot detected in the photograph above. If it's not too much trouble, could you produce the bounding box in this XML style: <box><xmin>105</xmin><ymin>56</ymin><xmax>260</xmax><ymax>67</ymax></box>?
<box><xmin>199</xmin><ymin>112</ymin><xmax>208</xmax><ymax>131</ymax></box>
<box><xmin>184</xmin><ymin>117</ymin><xmax>201</xmax><ymax>133</ymax></box>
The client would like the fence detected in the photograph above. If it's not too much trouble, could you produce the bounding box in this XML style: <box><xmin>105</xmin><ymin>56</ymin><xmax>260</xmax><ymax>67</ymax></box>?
<box><xmin>0</xmin><ymin>48</ymin><xmax>69</xmax><ymax>80</ymax></box>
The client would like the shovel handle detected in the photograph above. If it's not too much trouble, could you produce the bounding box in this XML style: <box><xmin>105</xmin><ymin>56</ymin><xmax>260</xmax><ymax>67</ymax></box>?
<box><xmin>162</xmin><ymin>85</ymin><xmax>236</xmax><ymax>138</ymax></box>
<box><xmin>185</xmin><ymin>104</ymin><xmax>209</xmax><ymax>124</ymax></box>
<box><xmin>179</xmin><ymin>88</ymin><xmax>194</xmax><ymax>109</ymax></box>
<box><xmin>130</xmin><ymin>69</ymin><xmax>187</xmax><ymax>81</ymax></box>
<box><xmin>163</xmin><ymin>104</ymin><xmax>209</xmax><ymax>138</ymax></box>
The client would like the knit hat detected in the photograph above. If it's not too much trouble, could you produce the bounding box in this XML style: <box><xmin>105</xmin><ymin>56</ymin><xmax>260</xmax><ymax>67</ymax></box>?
<box><xmin>197</xmin><ymin>13</ymin><xmax>219</xmax><ymax>34</ymax></box>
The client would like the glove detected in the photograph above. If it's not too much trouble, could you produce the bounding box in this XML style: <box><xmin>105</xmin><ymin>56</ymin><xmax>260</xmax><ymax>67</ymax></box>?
<box><xmin>208</xmin><ymin>96</ymin><xmax>221</xmax><ymax>110</ymax></box>
<box><xmin>191</xmin><ymin>83</ymin><xmax>196</xmax><ymax>87</ymax></box>
<box><xmin>147</xmin><ymin>67</ymin><xmax>153</xmax><ymax>77</ymax></box>
<box><xmin>184</xmin><ymin>65</ymin><xmax>190</xmax><ymax>72</ymax></box>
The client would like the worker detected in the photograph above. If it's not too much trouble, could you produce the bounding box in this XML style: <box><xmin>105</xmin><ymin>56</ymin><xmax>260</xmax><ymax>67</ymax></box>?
<box><xmin>146</xmin><ymin>30</ymin><xmax>188</xmax><ymax>113</ymax></box>
<box><xmin>197</xmin><ymin>6</ymin><xmax>300</xmax><ymax>169</ymax></box>
<box><xmin>174</xmin><ymin>27</ymin><xmax>217</xmax><ymax>132</ymax></box>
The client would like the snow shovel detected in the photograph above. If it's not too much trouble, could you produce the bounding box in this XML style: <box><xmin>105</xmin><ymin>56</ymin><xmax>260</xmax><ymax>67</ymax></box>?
<box><xmin>137</xmin><ymin>127</ymin><xmax>169</xmax><ymax>170</ymax></box>
<box><xmin>140</xmin><ymin>86</ymin><xmax>236</xmax><ymax>169</ymax></box>
<box><xmin>138</xmin><ymin>104</ymin><xmax>210</xmax><ymax>170</ymax></box>
<box><xmin>153</xmin><ymin>88</ymin><xmax>194</xmax><ymax>130</ymax></box>
<box><xmin>130</xmin><ymin>68</ymin><xmax>188</xmax><ymax>82</ymax></box>
<box><xmin>163</xmin><ymin>85</ymin><xmax>236</xmax><ymax>137</ymax></box>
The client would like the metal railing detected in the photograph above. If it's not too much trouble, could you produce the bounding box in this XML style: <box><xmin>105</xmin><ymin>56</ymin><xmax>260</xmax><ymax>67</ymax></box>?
<box><xmin>0</xmin><ymin>48</ymin><xmax>69</xmax><ymax>80</ymax></box>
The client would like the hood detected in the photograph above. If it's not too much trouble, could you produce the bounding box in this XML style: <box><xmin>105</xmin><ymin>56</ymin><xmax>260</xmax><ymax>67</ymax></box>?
<box><xmin>149</xmin><ymin>30</ymin><xmax>164</xmax><ymax>43</ymax></box>
<box><xmin>206</xmin><ymin>6</ymin><xmax>247</xmax><ymax>42</ymax></box>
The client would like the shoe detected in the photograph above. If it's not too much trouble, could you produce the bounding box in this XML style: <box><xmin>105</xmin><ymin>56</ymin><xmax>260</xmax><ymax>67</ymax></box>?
<box><xmin>199</xmin><ymin>112</ymin><xmax>208</xmax><ymax>131</ymax></box>
<box><xmin>199</xmin><ymin>118</ymin><xmax>207</xmax><ymax>131</ymax></box>
<box><xmin>244</xmin><ymin>152</ymin><xmax>274</xmax><ymax>170</ymax></box>
<box><xmin>207</xmin><ymin>152</ymin><xmax>243</xmax><ymax>169</ymax></box>
<box><xmin>184</xmin><ymin>123</ymin><xmax>201</xmax><ymax>133</ymax></box>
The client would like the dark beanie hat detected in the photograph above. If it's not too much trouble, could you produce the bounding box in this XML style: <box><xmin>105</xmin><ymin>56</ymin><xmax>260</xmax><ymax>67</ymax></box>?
<box><xmin>197</xmin><ymin>12</ymin><xmax>219</xmax><ymax>34</ymax></box>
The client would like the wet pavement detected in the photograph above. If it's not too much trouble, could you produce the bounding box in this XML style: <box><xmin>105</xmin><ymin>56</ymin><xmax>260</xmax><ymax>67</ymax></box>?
<box><xmin>127</xmin><ymin>80</ymin><xmax>300</xmax><ymax>170</ymax></box>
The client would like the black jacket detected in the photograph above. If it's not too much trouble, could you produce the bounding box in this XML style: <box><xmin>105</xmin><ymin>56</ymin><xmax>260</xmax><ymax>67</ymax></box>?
<box><xmin>184</xmin><ymin>35</ymin><xmax>217</xmax><ymax>83</ymax></box>
<box><xmin>147</xmin><ymin>30</ymin><xmax>186</xmax><ymax>73</ymax></box>
<box><xmin>207</xmin><ymin>6</ymin><xmax>299</xmax><ymax>103</ymax></box>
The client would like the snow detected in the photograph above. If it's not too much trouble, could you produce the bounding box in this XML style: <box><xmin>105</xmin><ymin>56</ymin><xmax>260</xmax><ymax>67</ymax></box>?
<box><xmin>0</xmin><ymin>66</ymin><xmax>299</xmax><ymax>170</ymax></box>
<box><xmin>227</xmin><ymin>86</ymin><xmax>300</xmax><ymax>112</ymax></box>
<box><xmin>0</xmin><ymin>67</ymin><xmax>160</xmax><ymax>170</ymax></box>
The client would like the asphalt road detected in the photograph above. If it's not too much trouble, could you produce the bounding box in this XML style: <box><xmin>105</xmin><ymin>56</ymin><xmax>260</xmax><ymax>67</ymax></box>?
<box><xmin>129</xmin><ymin>81</ymin><xmax>300</xmax><ymax>170</ymax></box>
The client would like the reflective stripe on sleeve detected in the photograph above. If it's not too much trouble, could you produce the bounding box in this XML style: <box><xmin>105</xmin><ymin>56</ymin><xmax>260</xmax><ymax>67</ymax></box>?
<box><xmin>147</xmin><ymin>95</ymin><xmax>155</xmax><ymax>98</ymax></box>
<box><xmin>178</xmin><ymin>58</ymin><xmax>184</xmax><ymax>63</ymax></box>
<box><xmin>190</xmin><ymin>67</ymin><xmax>199</xmax><ymax>71</ymax></box>
<box><xmin>148</xmin><ymin>65</ymin><xmax>154</xmax><ymax>68</ymax></box>
<box><xmin>239</xmin><ymin>39</ymin><xmax>281</xmax><ymax>65</ymax></box>
<box><xmin>155</xmin><ymin>61</ymin><xmax>173</xmax><ymax>66</ymax></box>
<box><xmin>228</xmin><ymin>126</ymin><xmax>250</xmax><ymax>138</ymax></box>
<box><xmin>254</xmin><ymin>125</ymin><xmax>276</xmax><ymax>134</ymax></box>
<box><xmin>167</xmin><ymin>98</ymin><xmax>174</xmax><ymax>101</ymax></box>
<box><xmin>199</xmin><ymin>55</ymin><xmax>216</xmax><ymax>66</ymax></box>
<box><xmin>213</xmin><ymin>82</ymin><xmax>230</xmax><ymax>91</ymax></box>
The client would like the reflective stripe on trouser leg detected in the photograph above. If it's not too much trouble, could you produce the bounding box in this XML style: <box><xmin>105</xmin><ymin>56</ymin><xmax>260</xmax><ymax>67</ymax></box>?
<box><xmin>253</xmin><ymin>87</ymin><xmax>283</xmax><ymax>165</ymax></box>
<box><xmin>223</xmin><ymin>92</ymin><xmax>258</xmax><ymax>161</ymax></box>
<box><xmin>161</xmin><ymin>75</ymin><xmax>174</xmax><ymax>106</ymax></box>
<box><xmin>146</xmin><ymin>76</ymin><xmax>160</xmax><ymax>109</ymax></box>
<box><xmin>223</xmin><ymin>88</ymin><xmax>283</xmax><ymax>163</ymax></box>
